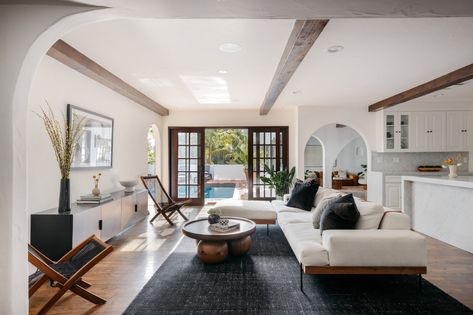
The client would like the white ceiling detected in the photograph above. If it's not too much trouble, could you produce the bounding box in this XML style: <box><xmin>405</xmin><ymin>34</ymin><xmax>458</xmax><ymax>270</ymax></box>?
<box><xmin>62</xmin><ymin>19</ymin><xmax>294</xmax><ymax>109</ymax></box>
<box><xmin>27</xmin><ymin>0</ymin><xmax>473</xmax><ymax>18</ymax></box>
<box><xmin>61</xmin><ymin>17</ymin><xmax>473</xmax><ymax>110</ymax></box>
<box><xmin>276</xmin><ymin>18</ymin><xmax>473</xmax><ymax>109</ymax></box>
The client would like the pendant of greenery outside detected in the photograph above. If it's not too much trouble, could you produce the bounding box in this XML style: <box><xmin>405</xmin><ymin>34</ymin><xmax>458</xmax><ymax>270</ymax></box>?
<box><xmin>260</xmin><ymin>165</ymin><xmax>296</xmax><ymax>199</ymax></box>
<box><xmin>37</xmin><ymin>104</ymin><xmax>85</xmax><ymax>213</ymax></box>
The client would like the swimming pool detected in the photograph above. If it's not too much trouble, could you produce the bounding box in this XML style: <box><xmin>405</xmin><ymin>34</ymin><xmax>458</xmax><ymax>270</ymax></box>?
<box><xmin>205</xmin><ymin>183</ymin><xmax>236</xmax><ymax>199</ymax></box>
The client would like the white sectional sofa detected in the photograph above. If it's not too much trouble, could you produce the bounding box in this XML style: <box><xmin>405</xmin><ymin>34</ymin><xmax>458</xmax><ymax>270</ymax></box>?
<box><xmin>211</xmin><ymin>186</ymin><xmax>427</xmax><ymax>290</ymax></box>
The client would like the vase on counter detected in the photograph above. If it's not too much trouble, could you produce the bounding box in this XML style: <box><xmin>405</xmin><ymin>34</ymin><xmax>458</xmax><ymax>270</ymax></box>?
<box><xmin>448</xmin><ymin>165</ymin><xmax>458</xmax><ymax>178</ymax></box>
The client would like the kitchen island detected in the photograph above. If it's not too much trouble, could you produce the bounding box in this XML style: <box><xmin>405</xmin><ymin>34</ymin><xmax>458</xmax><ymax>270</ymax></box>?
<box><xmin>402</xmin><ymin>176</ymin><xmax>473</xmax><ymax>253</ymax></box>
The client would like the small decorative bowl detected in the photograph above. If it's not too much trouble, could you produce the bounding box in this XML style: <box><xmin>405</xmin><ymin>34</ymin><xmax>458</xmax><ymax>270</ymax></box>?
<box><xmin>208</xmin><ymin>214</ymin><xmax>220</xmax><ymax>225</ymax></box>
<box><xmin>120</xmin><ymin>179</ymin><xmax>138</xmax><ymax>193</ymax></box>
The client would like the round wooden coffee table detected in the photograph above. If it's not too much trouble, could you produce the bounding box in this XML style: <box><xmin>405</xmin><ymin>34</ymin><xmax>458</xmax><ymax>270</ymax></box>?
<box><xmin>182</xmin><ymin>217</ymin><xmax>256</xmax><ymax>264</ymax></box>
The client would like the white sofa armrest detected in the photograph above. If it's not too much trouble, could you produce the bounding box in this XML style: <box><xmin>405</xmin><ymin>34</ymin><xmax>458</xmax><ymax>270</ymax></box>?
<box><xmin>322</xmin><ymin>230</ymin><xmax>426</xmax><ymax>267</ymax></box>
<box><xmin>379</xmin><ymin>211</ymin><xmax>411</xmax><ymax>230</ymax></box>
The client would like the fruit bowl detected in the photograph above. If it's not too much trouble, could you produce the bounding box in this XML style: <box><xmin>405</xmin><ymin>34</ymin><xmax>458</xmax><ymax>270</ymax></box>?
<box><xmin>120</xmin><ymin>179</ymin><xmax>138</xmax><ymax>193</ymax></box>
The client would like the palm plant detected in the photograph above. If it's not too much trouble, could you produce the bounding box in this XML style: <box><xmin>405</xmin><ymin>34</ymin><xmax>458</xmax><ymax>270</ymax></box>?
<box><xmin>260</xmin><ymin>165</ymin><xmax>296</xmax><ymax>198</ymax></box>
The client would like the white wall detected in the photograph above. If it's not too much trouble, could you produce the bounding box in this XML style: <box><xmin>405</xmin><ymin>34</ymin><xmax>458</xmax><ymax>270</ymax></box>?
<box><xmin>337</xmin><ymin>137</ymin><xmax>367</xmax><ymax>174</ymax></box>
<box><xmin>297</xmin><ymin>106</ymin><xmax>377</xmax><ymax>183</ymax></box>
<box><xmin>161</xmin><ymin>108</ymin><xmax>297</xmax><ymax>190</ymax></box>
<box><xmin>28</xmin><ymin>56</ymin><xmax>162</xmax><ymax>214</ymax></box>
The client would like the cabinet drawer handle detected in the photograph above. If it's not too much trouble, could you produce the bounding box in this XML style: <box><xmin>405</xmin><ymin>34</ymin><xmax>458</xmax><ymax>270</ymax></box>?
<box><xmin>135</xmin><ymin>204</ymin><xmax>138</xmax><ymax>213</ymax></box>
<box><xmin>99</xmin><ymin>219</ymin><xmax>103</xmax><ymax>230</ymax></box>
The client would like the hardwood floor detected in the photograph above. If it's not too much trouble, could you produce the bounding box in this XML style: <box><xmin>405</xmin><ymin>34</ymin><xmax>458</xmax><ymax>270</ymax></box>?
<box><xmin>29</xmin><ymin>207</ymin><xmax>473</xmax><ymax>314</ymax></box>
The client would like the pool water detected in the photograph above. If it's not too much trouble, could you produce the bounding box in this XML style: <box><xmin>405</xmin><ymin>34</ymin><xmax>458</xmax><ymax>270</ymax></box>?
<box><xmin>205</xmin><ymin>184</ymin><xmax>236</xmax><ymax>199</ymax></box>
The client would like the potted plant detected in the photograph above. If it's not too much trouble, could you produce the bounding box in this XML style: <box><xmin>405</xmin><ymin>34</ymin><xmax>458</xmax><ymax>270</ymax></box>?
<box><xmin>37</xmin><ymin>104</ymin><xmax>84</xmax><ymax>212</ymax></box>
<box><xmin>260</xmin><ymin>165</ymin><xmax>296</xmax><ymax>199</ymax></box>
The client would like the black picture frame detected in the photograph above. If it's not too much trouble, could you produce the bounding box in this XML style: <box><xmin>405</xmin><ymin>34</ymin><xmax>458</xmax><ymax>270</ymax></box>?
<box><xmin>67</xmin><ymin>104</ymin><xmax>114</xmax><ymax>169</ymax></box>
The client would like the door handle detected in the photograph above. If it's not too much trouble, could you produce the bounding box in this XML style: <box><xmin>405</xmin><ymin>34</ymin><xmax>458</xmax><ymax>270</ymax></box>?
<box><xmin>98</xmin><ymin>219</ymin><xmax>103</xmax><ymax>230</ymax></box>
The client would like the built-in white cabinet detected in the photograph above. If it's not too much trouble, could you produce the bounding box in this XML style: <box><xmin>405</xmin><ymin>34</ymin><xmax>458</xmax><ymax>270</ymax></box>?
<box><xmin>411</xmin><ymin>111</ymin><xmax>446</xmax><ymax>152</ymax></box>
<box><xmin>446</xmin><ymin>111</ymin><xmax>473</xmax><ymax>151</ymax></box>
<box><xmin>73</xmin><ymin>206</ymin><xmax>101</xmax><ymax>247</ymax></box>
<box><xmin>100</xmin><ymin>199</ymin><xmax>123</xmax><ymax>241</ymax></box>
<box><xmin>31</xmin><ymin>189</ymin><xmax>150</xmax><ymax>261</ymax></box>
<box><xmin>382</xmin><ymin>110</ymin><xmax>473</xmax><ymax>152</ymax></box>
<box><xmin>384</xmin><ymin>176</ymin><xmax>401</xmax><ymax>210</ymax></box>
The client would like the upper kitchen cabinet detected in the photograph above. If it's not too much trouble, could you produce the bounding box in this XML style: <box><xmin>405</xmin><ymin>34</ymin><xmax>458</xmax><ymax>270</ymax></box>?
<box><xmin>384</xmin><ymin>112</ymin><xmax>411</xmax><ymax>152</ymax></box>
<box><xmin>411</xmin><ymin>111</ymin><xmax>446</xmax><ymax>152</ymax></box>
<box><xmin>446</xmin><ymin>111</ymin><xmax>473</xmax><ymax>151</ymax></box>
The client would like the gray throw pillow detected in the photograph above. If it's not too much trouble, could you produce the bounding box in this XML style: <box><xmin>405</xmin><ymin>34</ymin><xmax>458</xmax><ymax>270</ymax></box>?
<box><xmin>319</xmin><ymin>194</ymin><xmax>360</xmax><ymax>235</ymax></box>
<box><xmin>312</xmin><ymin>193</ymin><xmax>340</xmax><ymax>229</ymax></box>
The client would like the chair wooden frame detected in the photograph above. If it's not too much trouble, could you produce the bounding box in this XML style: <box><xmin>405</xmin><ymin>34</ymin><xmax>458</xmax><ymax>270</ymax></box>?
<box><xmin>28</xmin><ymin>235</ymin><xmax>113</xmax><ymax>315</ymax></box>
<box><xmin>141</xmin><ymin>175</ymin><xmax>190</xmax><ymax>225</ymax></box>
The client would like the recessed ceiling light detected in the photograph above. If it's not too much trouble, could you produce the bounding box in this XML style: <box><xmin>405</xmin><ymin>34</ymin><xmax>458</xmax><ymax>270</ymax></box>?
<box><xmin>218</xmin><ymin>69</ymin><xmax>228</xmax><ymax>74</ymax></box>
<box><xmin>327</xmin><ymin>45</ymin><xmax>344</xmax><ymax>53</ymax></box>
<box><xmin>292</xmin><ymin>90</ymin><xmax>302</xmax><ymax>94</ymax></box>
<box><xmin>219</xmin><ymin>43</ymin><xmax>242</xmax><ymax>53</ymax></box>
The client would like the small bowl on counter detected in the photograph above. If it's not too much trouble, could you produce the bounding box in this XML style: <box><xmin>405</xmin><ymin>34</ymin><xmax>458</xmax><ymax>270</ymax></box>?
<box><xmin>120</xmin><ymin>179</ymin><xmax>138</xmax><ymax>193</ymax></box>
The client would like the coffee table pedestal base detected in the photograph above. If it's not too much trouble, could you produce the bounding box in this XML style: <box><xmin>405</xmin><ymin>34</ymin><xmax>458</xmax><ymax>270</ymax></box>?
<box><xmin>229</xmin><ymin>236</ymin><xmax>252</xmax><ymax>256</ymax></box>
<box><xmin>197</xmin><ymin>240</ymin><xmax>228</xmax><ymax>264</ymax></box>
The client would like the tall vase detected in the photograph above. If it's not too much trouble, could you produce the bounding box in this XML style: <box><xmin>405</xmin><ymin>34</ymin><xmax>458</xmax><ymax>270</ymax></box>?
<box><xmin>58</xmin><ymin>178</ymin><xmax>71</xmax><ymax>213</ymax></box>
<box><xmin>448</xmin><ymin>165</ymin><xmax>458</xmax><ymax>178</ymax></box>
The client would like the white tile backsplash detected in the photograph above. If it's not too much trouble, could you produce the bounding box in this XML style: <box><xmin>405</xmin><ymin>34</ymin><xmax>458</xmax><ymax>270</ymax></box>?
<box><xmin>371</xmin><ymin>151</ymin><xmax>469</xmax><ymax>172</ymax></box>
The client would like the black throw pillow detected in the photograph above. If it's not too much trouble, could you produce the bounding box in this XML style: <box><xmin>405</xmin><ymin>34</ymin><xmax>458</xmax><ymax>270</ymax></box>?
<box><xmin>286</xmin><ymin>180</ymin><xmax>319</xmax><ymax>211</ymax></box>
<box><xmin>319</xmin><ymin>194</ymin><xmax>360</xmax><ymax>234</ymax></box>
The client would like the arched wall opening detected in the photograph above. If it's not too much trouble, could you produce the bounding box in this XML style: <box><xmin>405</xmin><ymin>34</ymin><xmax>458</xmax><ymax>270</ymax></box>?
<box><xmin>5</xmin><ymin>8</ymin><xmax>156</xmax><ymax>313</ymax></box>
<box><xmin>303</xmin><ymin>123</ymin><xmax>368</xmax><ymax>195</ymax></box>
<box><xmin>147</xmin><ymin>124</ymin><xmax>162</xmax><ymax>177</ymax></box>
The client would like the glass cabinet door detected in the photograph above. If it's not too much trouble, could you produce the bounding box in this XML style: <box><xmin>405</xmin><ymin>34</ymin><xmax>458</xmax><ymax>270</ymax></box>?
<box><xmin>385</xmin><ymin>114</ymin><xmax>395</xmax><ymax>150</ymax></box>
<box><xmin>400</xmin><ymin>114</ymin><xmax>409</xmax><ymax>150</ymax></box>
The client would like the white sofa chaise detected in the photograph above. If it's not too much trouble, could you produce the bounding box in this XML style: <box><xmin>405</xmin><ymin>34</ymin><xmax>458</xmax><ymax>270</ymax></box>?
<box><xmin>210</xmin><ymin>187</ymin><xmax>427</xmax><ymax>290</ymax></box>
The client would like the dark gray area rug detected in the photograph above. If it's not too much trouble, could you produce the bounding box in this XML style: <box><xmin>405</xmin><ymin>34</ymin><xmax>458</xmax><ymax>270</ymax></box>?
<box><xmin>124</xmin><ymin>225</ymin><xmax>473</xmax><ymax>314</ymax></box>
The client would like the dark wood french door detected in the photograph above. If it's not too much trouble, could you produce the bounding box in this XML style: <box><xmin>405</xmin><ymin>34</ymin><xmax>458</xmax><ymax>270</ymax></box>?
<box><xmin>170</xmin><ymin>126</ymin><xmax>288</xmax><ymax>203</ymax></box>
<box><xmin>169</xmin><ymin>128</ymin><xmax>205</xmax><ymax>205</ymax></box>
<box><xmin>248</xmin><ymin>127</ymin><xmax>289</xmax><ymax>200</ymax></box>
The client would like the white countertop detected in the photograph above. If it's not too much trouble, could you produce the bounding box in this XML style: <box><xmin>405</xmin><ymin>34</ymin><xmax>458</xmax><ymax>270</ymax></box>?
<box><xmin>402</xmin><ymin>175</ymin><xmax>473</xmax><ymax>189</ymax></box>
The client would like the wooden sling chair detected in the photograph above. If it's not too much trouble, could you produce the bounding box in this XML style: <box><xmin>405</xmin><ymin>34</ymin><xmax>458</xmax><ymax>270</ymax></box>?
<box><xmin>28</xmin><ymin>235</ymin><xmax>113</xmax><ymax>315</ymax></box>
<box><xmin>141</xmin><ymin>175</ymin><xmax>190</xmax><ymax>225</ymax></box>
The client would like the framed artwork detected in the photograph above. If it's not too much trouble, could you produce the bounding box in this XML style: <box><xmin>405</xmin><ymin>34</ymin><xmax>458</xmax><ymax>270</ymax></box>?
<box><xmin>67</xmin><ymin>104</ymin><xmax>114</xmax><ymax>169</ymax></box>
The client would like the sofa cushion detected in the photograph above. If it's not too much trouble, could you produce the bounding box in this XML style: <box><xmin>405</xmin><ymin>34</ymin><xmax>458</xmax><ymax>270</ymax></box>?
<box><xmin>379</xmin><ymin>211</ymin><xmax>411</xmax><ymax>230</ymax></box>
<box><xmin>278</xmin><ymin>211</ymin><xmax>312</xmax><ymax>229</ymax></box>
<box><xmin>283</xmin><ymin>223</ymin><xmax>329</xmax><ymax>266</ymax></box>
<box><xmin>312</xmin><ymin>192</ymin><xmax>341</xmax><ymax>229</ymax></box>
<box><xmin>271</xmin><ymin>200</ymin><xmax>313</xmax><ymax>213</ymax></box>
<box><xmin>353</xmin><ymin>198</ymin><xmax>384</xmax><ymax>229</ymax></box>
<box><xmin>286</xmin><ymin>181</ymin><xmax>319</xmax><ymax>211</ymax></box>
<box><xmin>319</xmin><ymin>194</ymin><xmax>360</xmax><ymax>234</ymax></box>
<box><xmin>322</xmin><ymin>229</ymin><xmax>426</xmax><ymax>267</ymax></box>
<box><xmin>209</xmin><ymin>200</ymin><xmax>277</xmax><ymax>220</ymax></box>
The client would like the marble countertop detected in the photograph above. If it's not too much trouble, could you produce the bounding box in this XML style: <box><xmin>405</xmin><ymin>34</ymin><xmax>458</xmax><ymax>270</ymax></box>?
<box><xmin>402</xmin><ymin>175</ymin><xmax>473</xmax><ymax>189</ymax></box>
<box><xmin>373</xmin><ymin>170</ymin><xmax>473</xmax><ymax>176</ymax></box>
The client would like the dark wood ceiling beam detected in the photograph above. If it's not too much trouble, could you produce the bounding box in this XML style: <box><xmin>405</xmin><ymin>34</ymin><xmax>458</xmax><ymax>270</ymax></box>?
<box><xmin>259</xmin><ymin>19</ymin><xmax>329</xmax><ymax>115</ymax></box>
<box><xmin>368</xmin><ymin>63</ymin><xmax>473</xmax><ymax>112</ymax></box>
<box><xmin>47</xmin><ymin>40</ymin><xmax>169</xmax><ymax>116</ymax></box>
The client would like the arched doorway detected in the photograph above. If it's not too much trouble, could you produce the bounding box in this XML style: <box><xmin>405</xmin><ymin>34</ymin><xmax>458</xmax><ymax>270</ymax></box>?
<box><xmin>304</xmin><ymin>123</ymin><xmax>368</xmax><ymax>198</ymax></box>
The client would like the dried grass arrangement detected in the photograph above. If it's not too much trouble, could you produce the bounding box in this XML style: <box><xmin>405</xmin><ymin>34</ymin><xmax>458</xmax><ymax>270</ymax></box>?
<box><xmin>36</xmin><ymin>104</ymin><xmax>85</xmax><ymax>179</ymax></box>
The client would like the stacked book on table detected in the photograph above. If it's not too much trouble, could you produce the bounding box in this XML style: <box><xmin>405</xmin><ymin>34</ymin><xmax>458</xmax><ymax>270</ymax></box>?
<box><xmin>209</xmin><ymin>220</ymin><xmax>240</xmax><ymax>233</ymax></box>
<box><xmin>77</xmin><ymin>193</ymin><xmax>113</xmax><ymax>204</ymax></box>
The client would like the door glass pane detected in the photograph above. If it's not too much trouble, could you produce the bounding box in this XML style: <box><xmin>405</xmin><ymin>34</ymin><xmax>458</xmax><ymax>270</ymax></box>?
<box><xmin>189</xmin><ymin>186</ymin><xmax>199</xmax><ymax>198</ymax></box>
<box><xmin>400</xmin><ymin>115</ymin><xmax>409</xmax><ymax>149</ymax></box>
<box><xmin>190</xmin><ymin>133</ymin><xmax>198</xmax><ymax>145</ymax></box>
<box><xmin>178</xmin><ymin>146</ymin><xmax>187</xmax><ymax>158</ymax></box>
<box><xmin>189</xmin><ymin>159</ymin><xmax>198</xmax><ymax>171</ymax></box>
<box><xmin>178</xmin><ymin>173</ymin><xmax>187</xmax><ymax>184</ymax></box>
<box><xmin>189</xmin><ymin>172</ymin><xmax>198</xmax><ymax>184</ymax></box>
<box><xmin>178</xmin><ymin>186</ymin><xmax>187</xmax><ymax>198</ymax></box>
<box><xmin>178</xmin><ymin>159</ymin><xmax>186</xmax><ymax>171</ymax></box>
<box><xmin>178</xmin><ymin>132</ymin><xmax>187</xmax><ymax>145</ymax></box>
<box><xmin>189</xmin><ymin>146</ymin><xmax>198</xmax><ymax>158</ymax></box>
